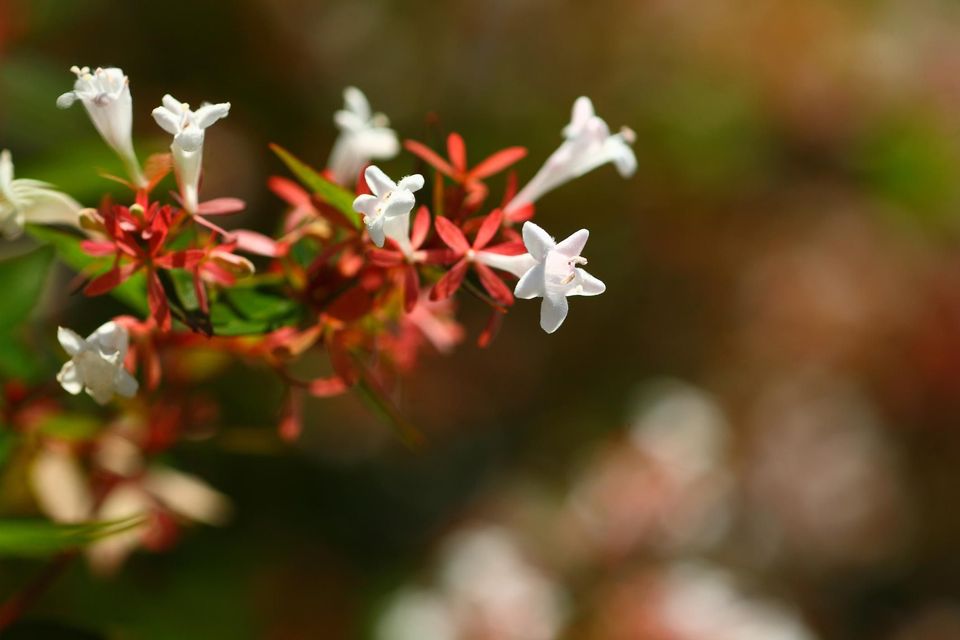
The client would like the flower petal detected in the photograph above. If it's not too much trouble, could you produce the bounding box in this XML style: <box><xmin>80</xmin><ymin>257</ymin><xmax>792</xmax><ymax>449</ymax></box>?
<box><xmin>114</xmin><ymin>369</ymin><xmax>139</xmax><ymax>398</ymax></box>
<box><xmin>470</xmin><ymin>147</ymin><xmax>527</xmax><ymax>180</ymax></box>
<box><xmin>521</xmin><ymin>222</ymin><xmax>555</xmax><ymax>261</ymax></box>
<box><xmin>56</xmin><ymin>361</ymin><xmax>84</xmax><ymax>394</ymax></box>
<box><xmin>514</xmin><ymin>263</ymin><xmax>544</xmax><ymax>299</ymax></box>
<box><xmin>575</xmin><ymin>268</ymin><xmax>606</xmax><ymax>296</ymax></box>
<box><xmin>540</xmin><ymin>294</ymin><xmax>569</xmax><ymax>333</ymax></box>
<box><xmin>363</xmin><ymin>165</ymin><xmax>395</xmax><ymax>196</ymax></box>
<box><xmin>434</xmin><ymin>216</ymin><xmax>470</xmax><ymax>254</ymax></box>
<box><xmin>555</xmin><ymin>229</ymin><xmax>589</xmax><ymax>258</ymax></box>
<box><xmin>447</xmin><ymin>133</ymin><xmax>467</xmax><ymax>173</ymax></box>
<box><xmin>430</xmin><ymin>259</ymin><xmax>469</xmax><ymax>301</ymax></box>
<box><xmin>57</xmin><ymin>327</ymin><xmax>86</xmax><ymax>356</ymax></box>
<box><xmin>193</xmin><ymin>102</ymin><xmax>231</xmax><ymax>129</ymax></box>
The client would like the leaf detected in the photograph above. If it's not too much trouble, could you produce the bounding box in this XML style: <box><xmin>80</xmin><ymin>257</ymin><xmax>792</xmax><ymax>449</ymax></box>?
<box><xmin>270</xmin><ymin>144</ymin><xmax>360</xmax><ymax>229</ymax></box>
<box><xmin>0</xmin><ymin>245</ymin><xmax>54</xmax><ymax>332</ymax></box>
<box><xmin>37</xmin><ymin>413</ymin><xmax>102</xmax><ymax>441</ymax></box>
<box><xmin>0</xmin><ymin>517</ymin><xmax>144</xmax><ymax>558</ymax></box>
<box><xmin>209</xmin><ymin>287</ymin><xmax>301</xmax><ymax>336</ymax></box>
<box><xmin>25</xmin><ymin>225</ymin><xmax>148</xmax><ymax>314</ymax></box>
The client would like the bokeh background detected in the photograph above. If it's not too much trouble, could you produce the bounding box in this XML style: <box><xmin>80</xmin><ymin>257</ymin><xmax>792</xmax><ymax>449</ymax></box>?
<box><xmin>4</xmin><ymin>0</ymin><xmax>960</xmax><ymax>638</ymax></box>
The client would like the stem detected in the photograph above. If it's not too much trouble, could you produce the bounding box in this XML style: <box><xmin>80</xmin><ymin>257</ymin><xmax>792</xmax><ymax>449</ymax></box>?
<box><xmin>0</xmin><ymin>551</ymin><xmax>78</xmax><ymax>632</ymax></box>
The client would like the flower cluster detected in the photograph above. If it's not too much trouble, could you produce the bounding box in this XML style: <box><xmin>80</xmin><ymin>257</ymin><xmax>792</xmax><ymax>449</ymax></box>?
<box><xmin>0</xmin><ymin>67</ymin><xmax>634</xmax><ymax>573</ymax></box>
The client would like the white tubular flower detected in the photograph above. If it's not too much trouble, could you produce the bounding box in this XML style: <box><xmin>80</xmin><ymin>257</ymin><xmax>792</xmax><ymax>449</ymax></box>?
<box><xmin>504</xmin><ymin>97</ymin><xmax>636</xmax><ymax>215</ymax></box>
<box><xmin>353</xmin><ymin>165</ymin><xmax>423</xmax><ymax>248</ymax></box>
<box><xmin>514</xmin><ymin>222</ymin><xmax>606</xmax><ymax>333</ymax></box>
<box><xmin>0</xmin><ymin>150</ymin><xmax>81</xmax><ymax>239</ymax></box>
<box><xmin>151</xmin><ymin>94</ymin><xmax>231</xmax><ymax>214</ymax></box>
<box><xmin>328</xmin><ymin>87</ymin><xmax>400</xmax><ymax>186</ymax></box>
<box><xmin>56</xmin><ymin>321</ymin><xmax>138</xmax><ymax>405</ymax></box>
<box><xmin>30</xmin><ymin>447</ymin><xmax>94</xmax><ymax>524</ymax></box>
<box><xmin>57</xmin><ymin>66</ymin><xmax>146</xmax><ymax>187</ymax></box>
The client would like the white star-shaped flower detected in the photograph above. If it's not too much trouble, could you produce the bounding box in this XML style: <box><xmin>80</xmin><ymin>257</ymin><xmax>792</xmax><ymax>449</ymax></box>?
<box><xmin>0</xmin><ymin>150</ymin><xmax>81</xmax><ymax>239</ymax></box>
<box><xmin>56</xmin><ymin>321</ymin><xmax>138</xmax><ymax>405</ymax></box>
<box><xmin>514</xmin><ymin>221</ymin><xmax>606</xmax><ymax>333</ymax></box>
<box><xmin>353</xmin><ymin>165</ymin><xmax>424</xmax><ymax>248</ymax></box>
<box><xmin>152</xmin><ymin>94</ymin><xmax>231</xmax><ymax>213</ymax></box>
<box><xmin>505</xmin><ymin>96</ymin><xmax>636</xmax><ymax>215</ymax></box>
<box><xmin>57</xmin><ymin>66</ymin><xmax>146</xmax><ymax>187</ymax></box>
<box><xmin>328</xmin><ymin>87</ymin><xmax>400</xmax><ymax>186</ymax></box>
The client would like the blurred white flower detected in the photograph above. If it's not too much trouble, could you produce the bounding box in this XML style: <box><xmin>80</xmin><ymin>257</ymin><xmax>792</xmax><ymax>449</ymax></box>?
<box><xmin>0</xmin><ymin>150</ymin><xmax>81</xmax><ymax>239</ymax></box>
<box><xmin>353</xmin><ymin>165</ymin><xmax>423</xmax><ymax>247</ymax></box>
<box><xmin>657</xmin><ymin>563</ymin><xmax>818</xmax><ymax>640</ymax></box>
<box><xmin>746</xmin><ymin>374</ymin><xmax>908</xmax><ymax>568</ymax></box>
<box><xmin>514</xmin><ymin>221</ymin><xmax>606</xmax><ymax>333</ymax></box>
<box><xmin>56</xmin><ymin>321</ymin><xmax>138</xmax><ymax>405</ymax></box>
<box><xmin>57</xmin><ymin>66</ymin><xmax>145</xmax><ymax>187</ymax></box>
<box><xmin>328</xmin><ymin>87</ymin><xmax>400</xmax><ymax>186</ymax></box>
<box><xmin>152</xmin><ymin>94</ymin><xmax>231</xmax><ymax>214</ymax></box>
<box><xmin>378</xmin><ymin>526</ymin><xmax>566</xmax><ymax>640</ymax></box>
<box><xmin>376</xmin><ymin>589</ymin><xmax>457</xmax><ymax>640</ymax></box>
<box><xmin>568</xmin><ymin>380</ymin><xmax>732</xmax><ymax>561</ymax></box>
<box><xmin>504</xmin><ymin>96</ymin><xmax>635</xmax><ymax>214</ymax></box>
<box><xmin>30</xmin><ymin>447</ymin><xmax>93</xmax><ymax>524</ymax></box>
<box><xmin>87</xmin><ymin>466</ymin><xmax>231</xmax><ymax>575</ymax></box>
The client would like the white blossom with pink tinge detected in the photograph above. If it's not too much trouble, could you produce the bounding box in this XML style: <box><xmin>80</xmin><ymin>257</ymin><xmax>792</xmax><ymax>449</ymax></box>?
<box><xmin>514</xmin><ymin>221</ymin><xmax>606</xmax><ymax>333</ymax></box>
<box><xmin>504</xmin><ymin>96</ymin><xmax>635</xmax><ymax>215</ymax></box>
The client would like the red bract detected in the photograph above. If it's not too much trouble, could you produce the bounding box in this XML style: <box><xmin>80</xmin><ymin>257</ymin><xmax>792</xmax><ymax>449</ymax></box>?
<box><xmin>430</xmin><ymin>209</ymin><xmax>516</xmax><ymax>306</ymax></box>
<box><xmin>405</xmin><ymin>133</ymin><xmax>526</xmax><ymax>208</ymax></box>
<box><xmin>367</xmin><ymin>206</ymin><xmax>447</xmax><ymax>312</ymax></box>
<box><xmin>81</xmin><ymin>201</ymin><xmax>204</xmax><ymax>330</ymax></box>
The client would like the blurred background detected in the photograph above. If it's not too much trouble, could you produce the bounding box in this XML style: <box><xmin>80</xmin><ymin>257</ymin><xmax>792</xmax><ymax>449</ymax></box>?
<box><xmin>4</xmin><ymin>0</ymin><xmax>960</xmax><ymax>638</ymax></box>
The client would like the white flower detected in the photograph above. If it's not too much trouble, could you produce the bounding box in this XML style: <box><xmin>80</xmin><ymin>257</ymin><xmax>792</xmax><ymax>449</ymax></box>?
<box><xmin>57</xmin><ymin>66</ymin><xmax>146</xmax><ymax>187</ymax></box>
<box><xmin>151</xmin><ymin>94</ymin><xmax>231</xmax><ymax>214</ymax></box>
<box><xmin>353</xmin><ymin>165</ymin><xmax>423</xmax><ymax>248</ymax></box>
<box><xmin>0</xmin><ymin>150</ymin><xmax>81</xmax><ymax>239</ymax></box>
<box><xmin>328</xmin><ymin>87</ymin><xmax>400</xmax><ymax>186</ymax></box>
<box><xmin>30</xmin><ymin>447</ymin><xmax>93</xmax><ymax>524</ymax></box>
<box><xmin>514</xmin><ymin>221</ymin><xmax>606</xmax><ymax>333</ymax></box>
<box><xmin>504</xmin><ymin>96</ymin><xmax>636</xmax><ymax>215</ymax></box>
<box><xmin>56</xmin><ymin>321</ymin><xmax>138</xmax><ymax>405</ymax></box>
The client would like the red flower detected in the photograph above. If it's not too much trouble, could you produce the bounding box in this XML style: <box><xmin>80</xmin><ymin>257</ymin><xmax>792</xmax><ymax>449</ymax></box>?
<box><xmin>81</xmin><ymin>201</ymin><xmax>205</xmax><ymax>330</ymax></box>
<box><xmin>430</xmin><ymin>209</ymin><xmax>516</xmax><ymax>306</ymax></box>
<box><xmin>405</xmin><ymin>133</ymin><xmax>526</xmax><ymax>208</ymax></box>
<box><xmin>367</xmin><ymin>206</ymin><xmax>447</xmax><ymax>312</ymax></box>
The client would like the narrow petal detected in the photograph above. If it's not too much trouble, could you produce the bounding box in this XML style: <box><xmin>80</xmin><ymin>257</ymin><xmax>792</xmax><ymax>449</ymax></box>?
<box><xmin>555</xmin><ymin>229</ymin><xmax>589</xmax><ymax>257</ymax></box>
<box><xmin>404</xmin><ymin>140</ymin><xmax>457</xmax><ymax>177</ymax></box>
<box><xmin>193</xmin><ymin>102</ymin><xmax>231</xmax><ymax>129</ymax></box>
<box><xmin>397</xmin><ymin>174</ymin><xmax>425</xmax><ymax>193</ymax></box>
<box><xmin>540</xmin><ymin>295</ymin><xmax>569</xmax><ymax>333</ymax></box>
<box><xmin>151</xmin><ymin>107</ymin><xmax>181</xmax><ymax>135</ymax></box>
<box><xmin>447</xmin><ymin>133</ymin><xmax>467</xmax><ymax>173</ymax></box>
<box><xmin>410</xmin><ymin>206</ymin><xmax>431</xmax><ymax>249</ymax></box>
<box><xmin>575</xmin><ymin>268</ymin><xmax>606</xmax><ymax>296</ymax></box>
<box><xmin>473</xmin><ymin>209</ymin><xmax>503</xmax><ymax>249</ymax></box>
<box><xmin>430</xmin><ymin>259</ymin><xmax>469</xmax><ymax>301</ymax></box>
<box><xmin>144</xmin><ymin>468</ymin><xmax>231</xmax><ymax>526</ymax></box>
<box><xmin>521</xmin><ymin>221</ymin><xmax>555</xmax><ymax>261</ymax></box>
<box><xmin>57</xmin><ymin>327</ymin><xmax>86</xmax><ymax>356</ymax></box>
<box><xmin>474</xmin><ymin>262</ymin><xmax>514</xmax><ymax>306</ymax></box>
<box><xmin>514</xmin><ymin>263</ymin><xmax>545</xmax><ymax>299</ymax></box>
<box><xmin>434</xmin><ymin>216</ymin><xmax>470</xmax><ymax>253</ymax></box>
<box><xmin>353</xmin><ymin>193</ymin><xmax>378</xmax><ymax>217</ymax></box>
<box><xmin>363</xmin><ymin>165</ymin><xmax>395</xmax><ymax>196</ymax></box>
<box><xmin>56</xmin><ymin>361</ymin><xmax>84</xmax><ymax>394</ymax></box>
<box><xmin>470</xmin><ymin>147</ymin><xmax>527</xmax><ymax>180</ymax></box>
<box><xmin>114</xmin><ymin>369</ymin><xmax>139</xmax><ymax>398</ymax></box>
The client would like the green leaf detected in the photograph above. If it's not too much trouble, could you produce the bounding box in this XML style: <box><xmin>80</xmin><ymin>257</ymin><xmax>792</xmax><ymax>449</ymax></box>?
<box><xmin>208</xmin><ymin>285</ymin><xmax>302</xmax><ymax>336</ymax></box>
<box><xmin>37</xmin><ymin>413</ymin><xmax>102</xmax><ymax>441</ymax></box>
<box><xmin>270</xmin><ymin>144</ymin><xmax>361</xmax><ymax>228</ymax></box>
<box><xmin>0</xmin><ymin>517</ymin><xmax>144</xmax><ymax>558</ymax></box>
<box><xmin>25</xmin><ymin>225</ymin><xmax>149</xmax><ymax>314</ymax></box>
<box><xmin>0</xmin><ymin>245</ymin><xmax>54</xmax><ymax>332</ymax></box>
